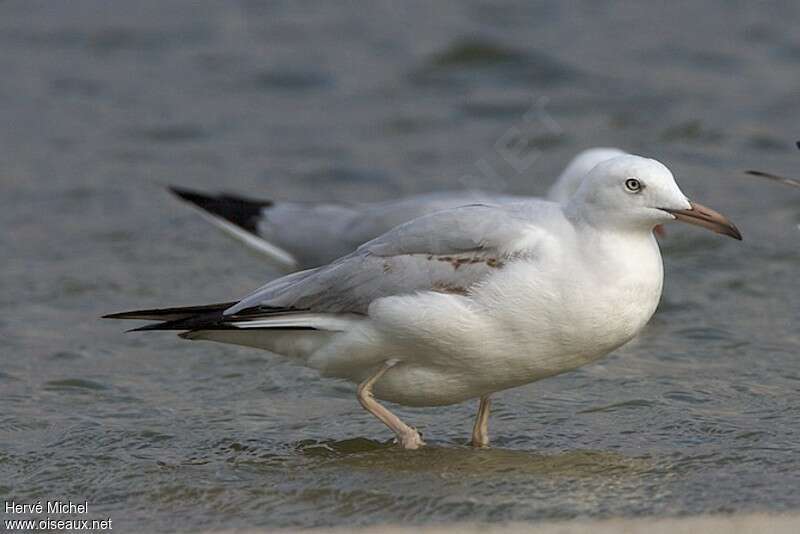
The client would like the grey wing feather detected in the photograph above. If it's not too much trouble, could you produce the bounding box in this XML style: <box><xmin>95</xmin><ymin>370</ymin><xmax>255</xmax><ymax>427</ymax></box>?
<box><xmin>255</xmin><ymin>192</ymin><xmax>524</xmax><ymax>268</ymax></box>
<box><xmin>342</xmin><ymin>191</ymin><xmax>524</xmax><ymax>246</ymax></box>
<box><xmin>360</xmin><ymin>203</ymin><xmax>534</xmax><ymax>256</ymax></box>
<box><xmin>226</xmin><ymin>202</ymin><xmax>552</xmax><ymax>316</ymax></box>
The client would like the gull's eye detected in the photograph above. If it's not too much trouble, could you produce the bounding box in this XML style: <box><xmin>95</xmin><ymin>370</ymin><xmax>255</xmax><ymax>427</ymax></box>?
<box><xmin>624</xmin><ymin>178</ymin><xmax>642</xmax><ymax>193</ymax></box>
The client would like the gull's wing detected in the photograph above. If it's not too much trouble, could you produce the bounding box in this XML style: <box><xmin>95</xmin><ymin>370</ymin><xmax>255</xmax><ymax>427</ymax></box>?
<box><xmin>224</xmin><ymin>201</ymin><xmax>557</xmax><ymax>316</ymax></box>
<box><xmin>169</xmin><ymin>186</ymin><xmax>361</xmax><ymax>271</ymax></box>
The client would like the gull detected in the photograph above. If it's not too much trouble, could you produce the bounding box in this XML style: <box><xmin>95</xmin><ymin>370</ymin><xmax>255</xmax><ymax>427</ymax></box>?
<box><xmin>170</xmin><ymin>147</ymin><xmax>626</xmax><ymax>270</ymax></box>
<box><xmin>106</xmin><ymin>155</ymin><xmax>741</xmax><ymax>449</ymax></box>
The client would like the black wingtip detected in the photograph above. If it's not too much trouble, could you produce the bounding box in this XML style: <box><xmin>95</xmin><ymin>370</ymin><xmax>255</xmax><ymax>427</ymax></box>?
<box><xmin>104</xmin><ymin>310</ymin><xmax>144</xmax><ymax>320</ymax></box>
<box><xmin>168</xmin><ymin>186</ymin><xmax>273</xmax><ymax>234</ymax></box>
<box><xmin>115</xmin><ymin>306</ymin><xmax>319</xmax><ymax>333</ymax></box>
<box><xmin>103</xmin><ymin>301</ymin><xmax>238</xmax><ymax>322</ymax></box>
<box><xmin>168</xmin><ymin>185</ymin><xmax>210</xmax><ymax>205</ymax></box>
<box><xmin>796</xmin><ymin>140</ymin><xmax>799</xmax><ymax>150</ymax></box>
<box><xmin>126</xmin><ymin>324</ymin><xmax>164</xmax><ymax>333</ymax></box>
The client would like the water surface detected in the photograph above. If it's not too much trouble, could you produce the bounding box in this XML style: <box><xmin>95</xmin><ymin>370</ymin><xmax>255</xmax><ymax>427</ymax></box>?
<box><xmin>2</xmin><ymin>1</ymin><xmax>800</xmax><ymax>530</ymax></box>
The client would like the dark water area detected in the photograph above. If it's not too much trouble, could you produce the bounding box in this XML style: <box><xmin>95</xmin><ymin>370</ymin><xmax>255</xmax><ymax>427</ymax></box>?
<box><xmin>2</xmin><ymin>1</ymin><xmax>800</xmax><ymax>531</ymax></box>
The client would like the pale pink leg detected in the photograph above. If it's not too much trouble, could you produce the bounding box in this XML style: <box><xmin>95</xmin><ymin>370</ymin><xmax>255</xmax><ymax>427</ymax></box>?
<box><xmin>470</xmin><ymin>395</ymin><xmax>491</xmax><ymax>448</ymax></box>
<box><xmin>357</xmin><ymin>361</ymin><xmax>425</xmax><ymax>450</ymax></box>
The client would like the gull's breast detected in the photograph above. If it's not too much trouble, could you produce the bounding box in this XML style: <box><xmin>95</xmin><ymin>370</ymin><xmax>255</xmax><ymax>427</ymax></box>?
<box><xmin>472</xmin><ymin>235</ymin><xmax>664</xmax><ymax>384</ymax></box>
<box><xmin>548</xmin><ymin>234</ymin><xmax>664</xmax><ymax>364</ymax></box>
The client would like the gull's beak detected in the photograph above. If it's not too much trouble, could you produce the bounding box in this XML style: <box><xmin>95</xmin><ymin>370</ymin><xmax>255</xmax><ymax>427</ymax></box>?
<box><xmin>664</xmin><ymin>201</ymin><xmax>742</xmax><ymax>240</ymax></box>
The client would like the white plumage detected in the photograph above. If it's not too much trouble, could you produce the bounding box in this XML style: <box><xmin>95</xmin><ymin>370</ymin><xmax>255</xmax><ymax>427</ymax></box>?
<box><xmin>110</xmin><ymin>155</ymin><xmax>741</xmax><ymax>448</ymax></box>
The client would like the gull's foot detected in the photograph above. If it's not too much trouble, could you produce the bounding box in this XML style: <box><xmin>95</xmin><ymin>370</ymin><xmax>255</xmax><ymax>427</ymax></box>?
<box><xmin>470</xmin><ymin>437</ymin><xmax>490</xmax><ymax>448</ymax></box>
<box><xmin>396</xmin><ymin>428</ymin><xmax>425</xmax><ymax>450</ymax></box>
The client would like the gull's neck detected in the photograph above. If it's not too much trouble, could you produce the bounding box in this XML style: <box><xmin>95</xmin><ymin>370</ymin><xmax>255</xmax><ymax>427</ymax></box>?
<box><xmin>562</xmin><ymin>204</ymin><xmax>664</xmax><ymax>293</ymax></box>
<box><xmin>564</xmin><ymin>202</ymin><xmax>658</xmax><ymax>244</ymax></box>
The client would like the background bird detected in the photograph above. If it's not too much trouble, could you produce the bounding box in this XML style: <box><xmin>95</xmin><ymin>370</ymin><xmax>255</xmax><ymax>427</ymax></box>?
<box><xmin>170</xmin><ymin>147</ymin><xmax>627</xmax><ymax>271</ymax></box>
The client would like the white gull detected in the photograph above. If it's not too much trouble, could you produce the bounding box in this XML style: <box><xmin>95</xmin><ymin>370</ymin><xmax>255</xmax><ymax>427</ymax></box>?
<box><xmin>107</xmin><ymin>155</ymin><xmax>741</xmax><ymax>449</ymax></box>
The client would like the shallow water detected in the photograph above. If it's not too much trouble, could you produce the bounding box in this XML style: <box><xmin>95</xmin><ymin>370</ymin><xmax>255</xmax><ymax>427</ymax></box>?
<box><xmin>2</xmin><ymin>0</ymin><xmax>800</xmax><ymax>531</ymax></box>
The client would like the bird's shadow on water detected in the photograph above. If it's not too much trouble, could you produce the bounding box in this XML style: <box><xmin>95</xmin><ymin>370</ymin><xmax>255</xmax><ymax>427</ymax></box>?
<box><xmin>294</xmin><ymin>437</ymin><xmax>651</xmax><ymax>478</ymax></box>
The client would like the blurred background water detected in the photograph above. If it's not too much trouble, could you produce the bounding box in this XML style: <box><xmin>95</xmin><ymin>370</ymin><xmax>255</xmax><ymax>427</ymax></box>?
<box><xmin>1</xmin><ymin>0</ymin><xmax>799</xmax><ymax>531</ymax></box>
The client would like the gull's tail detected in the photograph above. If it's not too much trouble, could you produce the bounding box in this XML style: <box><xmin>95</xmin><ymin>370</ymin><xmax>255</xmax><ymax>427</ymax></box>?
<box><xmin>169</xmin><ymin>186</ymin><xmax>299</xmax><ymax>271</ymax></box>
<box><xmin>103</xmin><ymin>301</ymin><xmax>358</xmax><ymax>358</ymax></box>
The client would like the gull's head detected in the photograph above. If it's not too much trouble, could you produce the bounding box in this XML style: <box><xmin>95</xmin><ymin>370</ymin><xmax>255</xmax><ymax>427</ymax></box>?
<box><xmin>567</xmin><ymin>155</ymin><xmax>742</xmax><ymax>240</ymax></box>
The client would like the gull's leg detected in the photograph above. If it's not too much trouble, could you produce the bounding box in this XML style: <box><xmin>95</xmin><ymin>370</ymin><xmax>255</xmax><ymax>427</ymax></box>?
<box><xmin>357</xmin><ymin>360</ymin><xmax>425</xmax><ymax>450</ymax></box>
<box><xmin>470</xmin><ymin>395</ymin><xmax>491</xmax><ymax>448</ymax></box>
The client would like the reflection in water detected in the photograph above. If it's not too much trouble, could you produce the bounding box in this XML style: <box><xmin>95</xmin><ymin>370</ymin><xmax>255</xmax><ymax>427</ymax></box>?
<box><xmin>298</xmin><ymin>439</ymin><xmax>652</xmax><ymax>479</ymax></box>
